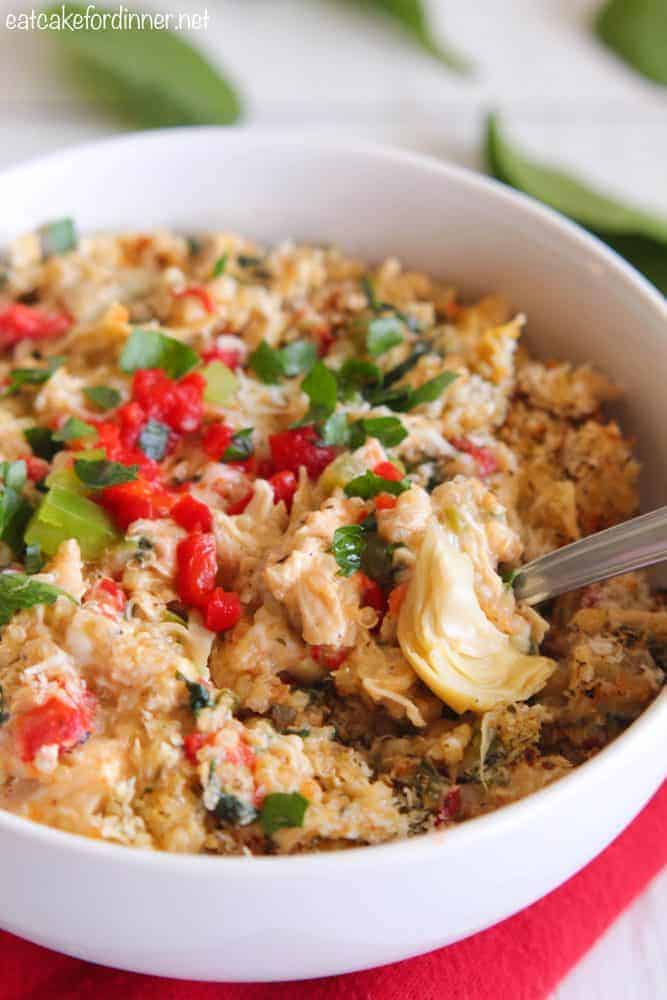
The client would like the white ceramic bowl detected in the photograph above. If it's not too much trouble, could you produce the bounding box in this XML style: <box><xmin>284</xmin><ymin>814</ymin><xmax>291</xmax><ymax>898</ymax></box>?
<box><xmin>0</xmin><ymin>130</ymin><xmax>665</xmax><ymax>982</ymax></box>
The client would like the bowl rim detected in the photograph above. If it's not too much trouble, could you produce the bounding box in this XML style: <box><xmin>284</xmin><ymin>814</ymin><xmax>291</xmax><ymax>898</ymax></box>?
<box><xmin>0</xmin><ymin>126</ymin><xmax>665</xmax><ymax>876</ymax></box>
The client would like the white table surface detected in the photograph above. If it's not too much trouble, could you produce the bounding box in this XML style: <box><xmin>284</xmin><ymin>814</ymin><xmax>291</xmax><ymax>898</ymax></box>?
<box><xmin>0</xmin><ymin>0</ymin><xmax>665</xmax><ymax>995</ymax></box>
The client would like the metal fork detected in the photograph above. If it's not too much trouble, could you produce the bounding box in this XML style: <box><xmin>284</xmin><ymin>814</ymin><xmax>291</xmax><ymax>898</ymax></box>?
<box><xmin>512</xmin><ymin>506</ymin><xmax>667</xmax><ymax>606</ymax></box>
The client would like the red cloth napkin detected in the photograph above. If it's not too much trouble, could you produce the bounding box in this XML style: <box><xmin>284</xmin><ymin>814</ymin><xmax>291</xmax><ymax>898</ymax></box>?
<box><xmin>2</xmin><ymin>781</ymin><xmax>665</xmax><ymax>1000</ymax></box>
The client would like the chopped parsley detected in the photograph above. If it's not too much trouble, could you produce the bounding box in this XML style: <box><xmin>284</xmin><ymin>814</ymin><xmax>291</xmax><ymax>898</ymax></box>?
<box><xmin>330</xmin><ymin>524</ymin><xmax>365</xmax><ymax>577</ymax></box>
<box><xmin>2</xmin><ymin>356</ymin><xmax>64</xmax><ymax>397</ymax></box>
<box><xmin>23</xmin><ymin>426</ymin><xmax>63</xmax><ymax>462</ymax></box>
<box><xmin>249</xmin><ymin>338</ymin><xmax>317</xmax><ymax>384</ymax></box>
<box><xmin>343</xmin><ymin>469</ymin><xmax>410</xmax><ymax>500</ymax></box>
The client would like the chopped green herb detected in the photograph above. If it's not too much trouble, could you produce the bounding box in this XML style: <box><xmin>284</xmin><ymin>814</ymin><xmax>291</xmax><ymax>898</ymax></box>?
<box><xmin>0</xmin><ymin>571</ymin><xmax>75</xmax><ymax>627</ymax></box>
<box><xmin>297</xmin><ymin>360</ymin><xmax>338</xmax><ymax>425</ymax></box>
<box><xmin>119</xmin><ymin>328</ymin><xmax>199</xmax><ymax>379</ymax></box>
<box><xmin>259</xmin><ymin>792</ymin><xmax>309</xmax><ymax>836</ymax></box>
<box><xmin>408</xmin><ymin>370</ymin><xmax>459</xmax><ymax>408</ymax></box>
<box><xmin>84</xmin><ymin>385</ymin><xmax>121</xmax><ymax>411</ymax></box>
<box><xmin>202</xmin><ymin>360</ymin><xmax>238</xmax><ymax>404</ymax></box>
<box><xmin>383</xmin><ymin>342</ymin><xmax>431</xmax><ymax>387</ymax></box>
<box><xmin>24</xmin><ymin>543</ymin><xmax>44</xmax><ymax>575</ymax></box>
<box><xmin>39</xmin><ymin>218</ymin><xmax>77</xmax><ymax>258</ymax></box>
<box><xmin>343</xmin><ymin>469</ymin><xmax>410</xmax><ymax>500</ymax></box>
<box><xmin>280</xmin><ymin>339</ymin><xmax>317</xmax><ymax>377</ymax></box>
<box><xmin>320</xmin><ymin>412</ymin><xmax>351</xmax><ymax>447</ymax></box>
<box><xmin>335</xmin><ymin>359</ymin><xmax>383</xmax><ymax>401</ymax></box>
<box><xmin>74</xmin><ymin>459</ymin><xmax>138</xmax><ymax>489</ymax></box>
<box><xmin>331</xmin><ymin>524</ymin><xmax>365</xmax><ymax>576</ymax></box>
<box><xmin>222</xmin><ymin>428</ymin><xmax>254</xmax><ymax>463</ymax></box>
<box><xmin>360</xmin><ymin>534</ymin><xmax>397</xmax><ymax>590</ymax></box>
<box><xmin>0</xmin><ymin>462</ymin><xmax>32</xmax><ymax>558</ymax></box>
<box><xmin>23</xmin><ymin>426</ymin><xmax>63</xmax><ymax>462</ymax></box>
<box><xmin>53</xmin><ymin>417</ymin><xmax>98</xmax><ymax>443</ymax></box>
<box><xmin>357</xmin><ymin>416</ymin><xmax>408</xmax><ymax>448</ymax></box>
<box><xmin>366</xmin><ymin>315</ymin><xmax>404</xmax><ymax>357</ymax></box>
<box><xmin>213</xmin><ymin>793</ymin><xmax>258</xmax><ymax>827</ymax></box>
<box><xmin>212</xmin><ymin>253</ymin><xmax>228</xmax><ymax>278</ymax></box>
<box><xmin>178</xmin><ymin>674</ymin><xmax>212</xmax><ymax>714</ymax></box>
<box><xmin>138</xmin><ymin>419</ymin><xmax>170</xmax><ymax>461</ymax></box>
<box><xmin>248</xmin><ymin>340</ymin><xmax>285</xmax><ymax>385</ymax></box>
<box><xmin>2</xmin><ymin>356</ymin><xmax>64</xmax><ymax>397</ymax></box>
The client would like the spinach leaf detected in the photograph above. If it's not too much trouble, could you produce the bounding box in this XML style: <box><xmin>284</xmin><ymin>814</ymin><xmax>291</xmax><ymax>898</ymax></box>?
<box><xmin>222</xmin><ymin>428</ymin><xmax>255</xmax><ymax>462</ymax></box>
<box><xmin>259</xmin><ymin>792</ymin><xmax>309</xmax><ymax>836</ymax></box>
<box><xmin>74</xmin><ymin>459</ymin><xmax>138</xmax><ymax>489</ymax></box>
<box><xmin>45</xmin><ymin>3</ymin><xmax>242</xmax><ymax>128</ymax></box>
<box><xmin>138</xmin><ymin>419</ymin><xmax>170</xmax><ymax>461</ymax></box>
<box><xmin>119</xmin><ymin>329</ymin><xmax>199</xmax><ymax>379</ymax></box>
<box><xmin>595</xmin><ymin>0</ymin><xmax>667</xmax><ymax>86</ymax></box>
<box><xmin>0</xmin><ymin>571</ymin><xmax>75</xmax><ymax>626</ymax></box>
<box><xmin>485</xmin><ymin>113</ymin><xmax>667</xmax><ymax>294</ymax></box>
<box><xmin>84</xmin><ymin>385</ymin><xmax>121</xmax><ymax>411</ymax></box>
<box><xmin>346</xmin><ymin>0</ymin><xmax>472</xmax><ymax>73</ymax></box>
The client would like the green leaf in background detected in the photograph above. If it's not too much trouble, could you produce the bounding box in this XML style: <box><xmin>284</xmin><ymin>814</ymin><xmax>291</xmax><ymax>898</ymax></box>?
<box><xmin>347</xmin><ymin>0</ymin><xmax>472</xmax><ymax>74</ymax></box>
<box><xmin>45</xmin><ymin>3</ymin><xmax>242</xmax><ymax>128</ymax></box>
<box><xmin>595</xmin><ymin>0</ymin><xmax>667</xmax><ymax>86</ymax></box>
<box><xmin>485</xmin><ymin>113</ymin><xmax>667</xmax><ymax>295</ymax></box>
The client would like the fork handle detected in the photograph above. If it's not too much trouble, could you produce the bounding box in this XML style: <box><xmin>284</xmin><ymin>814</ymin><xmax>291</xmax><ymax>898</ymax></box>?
<box><xmin>513</xmin><ymin>505</ymin><xmax>667</xmax><ymax>606</ymax></box>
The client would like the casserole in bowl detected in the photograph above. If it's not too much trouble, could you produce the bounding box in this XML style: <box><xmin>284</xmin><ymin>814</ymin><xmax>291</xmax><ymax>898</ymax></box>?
<box><xmin>0</xmin><ymin>129</ymin><xmax>665</xmax><ymax>980</ymax></box>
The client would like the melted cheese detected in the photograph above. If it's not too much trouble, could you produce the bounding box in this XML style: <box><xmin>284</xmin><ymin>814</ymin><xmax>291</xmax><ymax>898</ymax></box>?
<box><xmin>397</xmin><ymin>519</ymin><xmax>555</xmax><ymax>713</ymax></box>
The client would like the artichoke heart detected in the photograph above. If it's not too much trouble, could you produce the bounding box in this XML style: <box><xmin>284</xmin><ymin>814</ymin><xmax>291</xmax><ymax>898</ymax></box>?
<box><xmin>397</xmin><ymin>519</ymin><xmax>555</xmax><ymax>714</ymax></box>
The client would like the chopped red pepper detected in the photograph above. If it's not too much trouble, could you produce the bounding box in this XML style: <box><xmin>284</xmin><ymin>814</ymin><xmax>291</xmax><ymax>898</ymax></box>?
<box><xmin>387</xmin><ymin>581</ymin><xmax>408</xmax><ymax>618</ymax></box>
<box><xmin>373</xmin><ymin>461</ymin><xmax>403</xmax><ymax>482</ymax></box>
<box><xmin>100</xmin><ymin>478</ymin><xmax>174</xmax><ymax>530</ymax></box>
<box><xmin>269</xmin><ymin>425</ymin><xmax>336</xmax><ymax>480</ymax></box>
<box><xmin>92</xmin><ymin>417</ymin><xmax>160</xmax><ymax>480</ymax></box>
<box><xmin>358</xmin><ymin>572</ymin><xmax>386</xmax><ymax>614</ymax></box>
<box><xmin>202</xmin><ymin>587</ymin><xmax>242</xmax><ymax>633</ymax></box>
<box><xmin>176</xmin><ymin>532</ymin><xmax>217</xmax><ymax>608</ymax></box>
<box><xmin>173</xmin><ymin>285</ymin><xmax>215</xmax><ymax>314</ymax></box>
<box><xmin>22</xmin><ymin>454</ymin><xmax>50</xmax><ymax>483</ymax></box>
<box><xmin>435</xmin><ymin>786</ymin><xmax>461</xmax><ymax>826</ymax></box>
<box><xmin>183</xmin><ymin>730</ymin><xmax>214</xmax><ymax>764</ymax></box>
<box><xmin>132</xmin><ymin>369</ymin><xmax>205</xmax><ymax>434</ymax></box>
<box><xmin>311</xmin><ymin>645</ymin><xmax>349</xmax><ymax>670</ymax></box>
<box><xmin>17</xmin><ymin>692</ymin><xmax>96</xmax><ymax>763</ymax></box>
<box><xmin>201</xmin><ymin>346</ymin><xmax>242</xmax><ymax>370</ymax></box>
<box><xmin>450</xmin><ymin>438</ymin><xmax>499</xmax><ymax>478</ymax></box>
<box><xmin>0</xmin><ymin>303</ymin><xmax>71</xmax><ymax>349</ymax></box>
<box><xmin>83</xmin><ymin>578</ymin><xmax>126</xmax><ymax>618</ymax></box>
<box><xmin>171</xmin><ymin>494</ymin><xmax>213</xmax><ymax>533</ymax></box>
<box><xmin>375</xmin><ymin>492</ymin><xmax>397</xmax><ymax>511</ymax></box>
<box><xmin>268</xmin><ymin>469</ymin><xmax>297</xmax><ymax>509</ymax></box>
<box><xmin>201</xmin><ymin>421</ymin><xmax>234</xmax><ymax>461</ymax></box>
<box><xmin>226</xmin><ymin>491</ymin><xmax>253</xmax><ymax>515</ymax></box>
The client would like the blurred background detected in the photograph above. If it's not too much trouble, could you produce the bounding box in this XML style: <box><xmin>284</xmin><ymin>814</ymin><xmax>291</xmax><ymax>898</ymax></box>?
<box><xmin>0</xmin><ymin>1</ymin><xmax>665</xmax><ymax>996</ymax></box>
